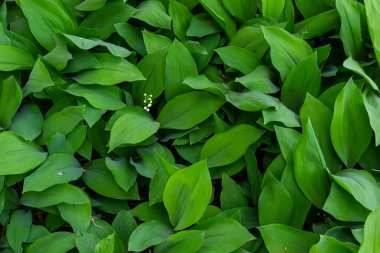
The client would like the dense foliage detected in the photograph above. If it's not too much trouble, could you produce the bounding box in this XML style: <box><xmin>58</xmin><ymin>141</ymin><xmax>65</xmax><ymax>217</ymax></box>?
<box><xmin>0</xmin><ymin>0</ymin><xmax>380</xmax><ymax>252</ymax></box>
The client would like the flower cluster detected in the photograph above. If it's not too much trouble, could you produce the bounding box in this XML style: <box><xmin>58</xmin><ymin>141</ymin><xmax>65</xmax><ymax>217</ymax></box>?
<box><xmin>143</xmin><ymin>93</ymin><xmax>153</xmax><ymax>112</ymax></box>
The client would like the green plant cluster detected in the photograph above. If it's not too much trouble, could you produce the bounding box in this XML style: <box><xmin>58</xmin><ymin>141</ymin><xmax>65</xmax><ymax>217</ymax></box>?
<box><xmin>0</xmin><ymin>0</ymin><xmax>380</xmax><ymax>252</ymax></box>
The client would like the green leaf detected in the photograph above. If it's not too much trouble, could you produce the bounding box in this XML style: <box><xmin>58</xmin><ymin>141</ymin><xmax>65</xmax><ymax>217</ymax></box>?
<box><xmin>263</xmin><ymin>103</ymin><xmax>301</xmax><ymax>128</ymax></box>
<box><xmin>62</xmin><ymin>33</ymin><xmax>131</xmax><ymax>58</ymax></box>
<box><xmin>358</xmin><ymin>205</ymin><xmax>380</xmax><ymax>253</ymax></box>
<box><xmin>95</xmin><ymin>233</ymin><xmax>115</xmax><ymax>253</ymax></box>
<box><xmin>221</xmin><ymin>0</ymin><xmax>257</xmax><ymax>22</ymax></box>
<box><xmin>23</xmin><ymin>58</ymin><xmax>55</xmax><ymax>96</ymax></box>
<box><xmin>128</xmin><ymin>220</ymin><xmax>173</xmax><ymax>252</ymax></box>
<box><xmin>226</xmin><ymin>91</ymin><xmax>280</xmax><ymax>112</ymax></box>
<box><xmin>330</xmin><ymin>79</ymin><xmax>372</xmax><ymax>167</ymax></box>
<box><xmin>332</xmin><ymin>169</ymin><xmax>380</xmax><ymax>211</ymax></box>
<box><xmin>235</xmin><ymin>65</ymin><xmax>279</xmax><ymax>94</ymax></box>
<box><xmin>262</xmin><ymin>0</ymin><xmax>285</xmax><ymax>20</ymax></box>
<box><xmin>0</xmin><ymin>76</ymin><xmax>22</xmax><ymax>129</ymax></box>
<box><xmin>115</xmin><ymin>23</ymin><xmax>147</xmax><ymax>56</ymax></box>
<box><xmin>364</xmin><ymin>0</ymin><xmax>380</xmax><ymax>68</ymax></box>
<box><xmin>186</xmin><ymin>13</ymin><xmax>222</xmax><ymax>37</ymax></box>
<box><xmin>73</xmin><ymin>54</ymin><xmax>145</xmax><ymax>85</ymax></box>
<box><xmin>155</xmin><ymin>230</ymin><xmax>205</xmax><ymax>253</ymax></box>
<box><xmin>336</xmin><ymin>0</ymin><xmax>365</xmax><ymax>59</ymax></box>
<box><xmin>259</xmin><ymin>224</ymin><xmax>319</xmax><ymax>253</ymax></box>
<box><xmin>343</xmin><ymin>57</ymin><xmax>379</xmax><ymax>92</ymax></box>
<box><xmin>183</xmin><ymin>75</ymin><xmax>229</xmax><ymax>97</ymax></box>
<box><xmin>220</xmin><ymin>174</ymin><xmax>248</xmax><ymax>210</ymax></box>
<box><xmin>194</xmin><ymin>217</ymin><xmax>255</xmax><ymax>253</ymax></box>
<box><xmin>43</xmin><ymin>36</ymin><xmax>72</xmax><ymax>71</ymax></box>
<box><xmin>76</xmin><ymin>0</ymin><xmax>106</xmax><ymax>11</ymax></box>
<box><xmin>363</xmin><ymin>89</ymin><xmax>380</xmax><ymax>146</ymax></box>
<box><xmin>200</xmin><ymin>0</ymin><xmax>237</xmax><ymax>38</ymax></box>
<box><xmin>294</xmin><ymin>9</ymin><xmax>340</xmax><ymax>39</ymax></box>
<box><xmin>6</xmin><ymin>210</ymin><xmax>32</xmax><ymax>253</ymax></box>
<box><xmin>83</xmin><ymin>159</ymin><xmax>137</xmax><ymax>200</ymax></box>
<box><xmin>26</xmin><ymin>232</ymin><xmax>76</xmax><ymax>253</ymax></box>
<box><xmin>201</xmin><ymin>124</ymin><xmax>264</xmax><ymax>167</ymax></box>
<box><xmin>21</xmin><ymin>184</ymin><xmax>90</xmax><ymax>208</ymax></box>
<box><xmin>112</xmin><ymin>210</ymin><xmax>137</xmax><ymax>247</ymax></box>
<box><xmin>262</xmin><ymin>26</ymin><xmax>313</xmax><ymax>80</ymax></box>
<box><xmin>275</xmin><ymin>126</ymin><xmax>301</xmax><ymax>161</ymax></box>
<box><xmin>9</xmin><ymin>103</ymin><xmax>43</xmax><ymax>141</ymax></box>
<box><xmin>215</xmin><ymin>46</ymin><xmax>261</xmax><ymax>74</ymax></box>
<box><xmin>259</xmin><ymin>172</ymin><xmax>293</xmax><ymax>225</ymax></box>
<box><xmin>300</xmin><ymin>94</ymin><xmax>341</xmax><ymax>173</ymax></box>
<box><xmin>133</xmin><ymin>0</ymin><xmax>171</xmax><ymax>29</ymax></box>
<box><xmin>295</xmin><ymin>0</ymin><xmax>331</xmax><ymax>18</ymax></box>
<box><xmin>109</xmin><ymin>108</ymin><xmax>159</xmax><ymax>151</ymax></box>
<box><xmin>169</xmin><ymin>0</ymin><xmax>193</xmax><ymax>41</ymax></box>
<box><xmin>58</xmin><ymin>203</ymin><xmax>91</xmax><ymax>233</ymax></box>
<box><xmin>281</xmin><ymin>53</ymin><xmax>321</xmax><ymax>112</ymax></box>
<box><xmin>105</xmin><ymin>157</ymin><xmax>137</xmax><ymax>193</ymax></box>
<box><xmin>293</xmin><ymin>120</ymin><xmax>330</xmax><ymax>209</ymax></box>
<box><xmin>0</xmin><ymin>132</ymin><xmax>47</xmax><ymax>175</ymax></box>
<box><xmin>0</xmin><ymin>45</ymin><xmax>34</xmax><ymax>71</ymax></box>
<box><xmin>310</xmin><ymin>235</ymin><xmax>359</xmax><ymax>253</ymax></box>
<box><xmin>23</xmin><ymin>153</ymin><xmax>82</xmax><ymax>192</ymax></box>
<box><xmin>229</xmin><ymin>26</ymin><xmax>269</xmax><ymax>59</ymax></box>
<box><xmin>66</xmin><ymin>83</ymin><xmax>125</xmax><ymax>111</ymax></box>
<box><xmin>132</xmin><ymin>49</ymin><xmax>167</xmax><ymax>102</ymax></box>
<box><xmin>158</xmin><ymin>91</ymin><xmax>224</xmax><ymax>130</ymax></box>
<box><xmin>80</xmin><ymin>2</ymin><xmax>136</xmax><ymax>40</ymax></box>
<box><xmin>163</xmin><ymin>160</ymin><xmax>212</xmax><ymax>230</ymax></box>
<box><xmin>165</xmin><ymin>39</ymin><xmax>197</xmax><ymax>100</ymax></box>
<box><xmin>18</xmin><ymin>0</ymin><xmax>76</xmax><ymax>50</ymax></box>
<box><xmin>324</xmin><ymin>182</ymin><xmax>370</xmax><ymax>222</ymax></box>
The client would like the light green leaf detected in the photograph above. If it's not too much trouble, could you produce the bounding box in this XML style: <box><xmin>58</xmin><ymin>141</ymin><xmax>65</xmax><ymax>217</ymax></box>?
<box><xmin>0</xmin><ymin>132</ymin><xmax>47</xmax><ymax>175</ymax></box>
<box><xmin>310</xmin><ymin>235</ymin><xmax>359</xmax><ymax>253</ymax></box>
<box><xmin>330</xmin><ymin>79</ymin><xmax>372</xmax><ymax>167</ymax></box>
<box><xmin>26</xmin><ymin>232</ymin><xmax>76</xmax><ymax>253</ymax></box>
<box><xmin>262</xmin><ymin>26</ymin><xmax>313</xmax><ymax>80</ymax></box>
<box><xmin>23</xmin><ymin>58</ymin><xmax>55</xmax><ymax>96</ymax></box>
<box><xmin>6</xmin><ymin>210</ymin><xmax>32</xmax><ymax>253</ymax></box>
<box><xmin>18</xmin><ymin>0</ymin><xmax>77</xmax><ymax>49</ymax></box>
<box><xmin>109</xmin><ymin>108</ymin><xmax>159</xmax><ymax>151</ymax></box>
<box><xmin>262</xmin><ymin>0</ymin><xmax>285</xmax><ymax>20</ymax></box>
<box><xmin>343</xmin><ymin>57</ymin><xmax>379</xmax><ymax>92</ymax></box>
<box><xmin>95</xmin><ymin>233</ymin><xmax>115</xmax><ymax>253</ymax></box>
<box><xmin>169</xmin><ymin>0</ymin><xmax>193</xmax><ymax>41</ymax></box>
<box><xmin>10</xmin><ymin>103</ymin><xmax>43</xmax><ymax>141</ymax></box>
<box><xmin>0</xmin><ymin>76</ymin><xmax>22</xmax><ymax>129</ymax></box>
<box><xmin>165</xmin><ymin>39</ymin><xmax>197</xmax><ymax>100</ymax></box>
<box><xmin>164</xmin><ymin>160</ymin><xmax>212</xmax><ymax>230</ymax></box>
<box><xmin>200</xmin><ymin>124</ymin><xmax>265</xmax><ymax>168</ymax></box>
<box><xmin>259</xmin><ymin>224</ymin><xmax>319</xmax><ymax>253</ymax></box>
<box><xmin>194</xmin><ymin>217</ymin><xmax>255</xmax><ymax>253</ymax></box>
<box><xmin>263</xmin><ymin>103</ymin><xmax>301</xmax><ymax>128</ymax></box>
<box><xmin>200</xmin><ymin>0</ymin><xmax>237</xmax><ymax>38</ymax></box>
<box><xmin>133</xmin><ymin>0</ymin><xmax>172</xmax><ymax>30</ymax></box>
<box><xmin>363</xmin><ymin>89</ymin><xmax>380</xmax><ymax>146</ymax></box>
<box><xmin>221</xmin><ymin>0</ymin><xmax>257</xmax><ymax>22</ymax></box>
<box><xmin>128</xmin><ymin>220</ymin><xmax>173</xmax><ymax>252</ymax></box>
<box><xmin>221</xmin><ymin>173</ymin><xmax>248</xmax><ymax>210</ymax></box>
<box><xmin>332</xmin><ymin>169</ymin><xmax>380</xmax><ymax>211</ymax></box>
<box><xmin>281</xmin><ymin>52</ymin><xmax>321</xmax><ymax>112</ymax></box>
<box><xmin>336</xmin><ymin>0</ymin><xmax>365</xmax><ymax>59</ymax></box>
<box><xmin>358</xmin><ymin>205</ymin><xmax>380</xmax><ymax>253</ymax></box>
<box><xmin>215</xmin><ymin>46</ymin><xmax>261</xmax><ymax>75</ymax></box>
<box><xmin>293</xmin><ymin>120</ymin><xmax>330</xmax><ymax>208</ymax></box>
<box><xmin>155</xmin><ymin>230</ymin><xmax>205</xmax><ymax>253</ymax></box>
<box><xmin>158</xmin><ymin>91</ymin><xmax>224</xmax><ymax>130</ymax></box>
<box><xmin>21</xmin><ymin>184</ymin><xmax>90</xmax><ymax>208</ymax></box>
<box><xmin>364</xmin><ymin>0</ymin><xmax>380</xmax><ymax>68</ymax></box>
<box><xmin>226</xmin><ymin>91</ymin><xmax>280</xmax><ymax>112</ymax></box>
<box><xmin>105</xmin><ymin>157</ymin><xmax>137</xmax><ymax>193</ymax></box>
<box><xmin>183</xmin><ymin>75</ymin><xmax>229</xmax><ymax>97</ymax></box>
<box><xmin>23</xmin><ymin>153</ymin><xmax>82</xmax><ymax>192</ymax></box>
<box><xmin>58</xmin><ymin>203</ymin><xmax>91</xmax><ymax>233</ymax></box>
<box><xmin>0</xmin><ymin>45</ymin><xmax>34</xmax><ymax>71</ymax></box>
<box><xmin>66</xmin><ymin>83</ymin><xmax>125</xmax><ymax>111</ymax></box>
<box><xmin>76</xmin><ymin>0</ymin><xmax>106</xmax><ymax>11</ymax></box>
<box><xmin>235</xmin><ymin>65</ymin><xmax>279</xmax><ymax>94</ymax></box>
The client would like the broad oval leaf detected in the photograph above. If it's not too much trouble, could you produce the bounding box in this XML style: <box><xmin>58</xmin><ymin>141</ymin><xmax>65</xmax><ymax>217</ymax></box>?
<box><xmin>262</xmin><ymin>0</ymin><xmax>285</xmax><ymax>20</ymax></box>
<box><xmin>26</xmin><ymin>232</ymin><xmax>76</xmax><ymax>253</ymax></box>
<box><xmin>200</xmin><ymin>124</ymin><xmax>265</xmax><ymax>168</ymax></box>
<box><xmin>0</xmin><ymin>76</ymin><xmax>22</xmax><ymax>129</ymax></box>
<box><xmin>0</xmin><ymin>132</ymin><xmax>47</xmax><ymax>175</ymax></box>
<box><xmin>364</xmin><ymin>0</ymin><xmax>380</xmax><ymax>68</ymax></box>
<box><xmin>293</xmin><ymin>120</ymin><xmax>330</xmax><ymax>209</ymax></box>
<box><xmin>363</xmin><ymin>89</ymin><xmax>380</xmax><ymax>146</ymax></box>
<box><xmin>310</xmin><ymin>235</ymin><xmax>359</xmax><ymax>253</ymax></box>
<box><xmin>358</xmin><ymin>205</ymin><xmax>380</xmax><ymax>253</ymax></box>
<box><xmin>215</xmin><ymin>46</ymin><xmax>260</xmax><ymax>75</ymax></box>
<box><xmin>23</xmin><ymin>153</ymin><xmax>82</xmax><ymax>192</ymax></box>
<box><xmin>128</xmin><ymin>220</ymin><xmax>173</xmax><ymax>252</ymax></box>
<box><xmin>10</xmin><ymin>103</ymin><xmax>44</xmax><ymax>141</ymax></box>
<box><xmin>163</xmin><ymin>160</ymin><xmax>212</xmax><ymax>230</ymax></box>
<box><xmin>194</xmin><ymin>217</ymin><xmax>255</xmax><ymax>253</ymax></box>
<box><xmin>133</xmin><ymin>0</ymin><xmax>172</xmax><ymax>30</ymax></box>
<box><xmin>158</xmin><ymin>91</ymin><xmax>225</xmax><ymax>130</ymax></box>
<box><xmin>226</xmin><ymin>90</ymin><xmax>280</xmax><ymax>112</ymax></box>
<box><xmin>6</xmin><ymin>210</ymin><xmax>32</xmax><ymax>253</ymax></box>
<box><xmin>155</xmin><ymin>230</ymin><xmax>205</xmax><ymax>253</ymax></box>
<box><xmin>109</xmin><ymin>108</ymin><xmax>160</xmax><ymax>151</ymax></box>
<box><xmin>330</xmin><ymin>79</ymin><xmax>372</xmax><ymax>167</ymax></box>
<box><xmin>0</xmin><ymin>45</ymin><xmax>34</xmax><ymax>71</ymax></box>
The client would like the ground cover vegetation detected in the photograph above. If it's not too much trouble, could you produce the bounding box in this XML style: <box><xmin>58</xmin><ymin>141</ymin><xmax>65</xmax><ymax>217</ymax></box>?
<box><xmin>0</xmin><ymin>0</ymin><xmax>379</xmax><ymax>252</ymax></box>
